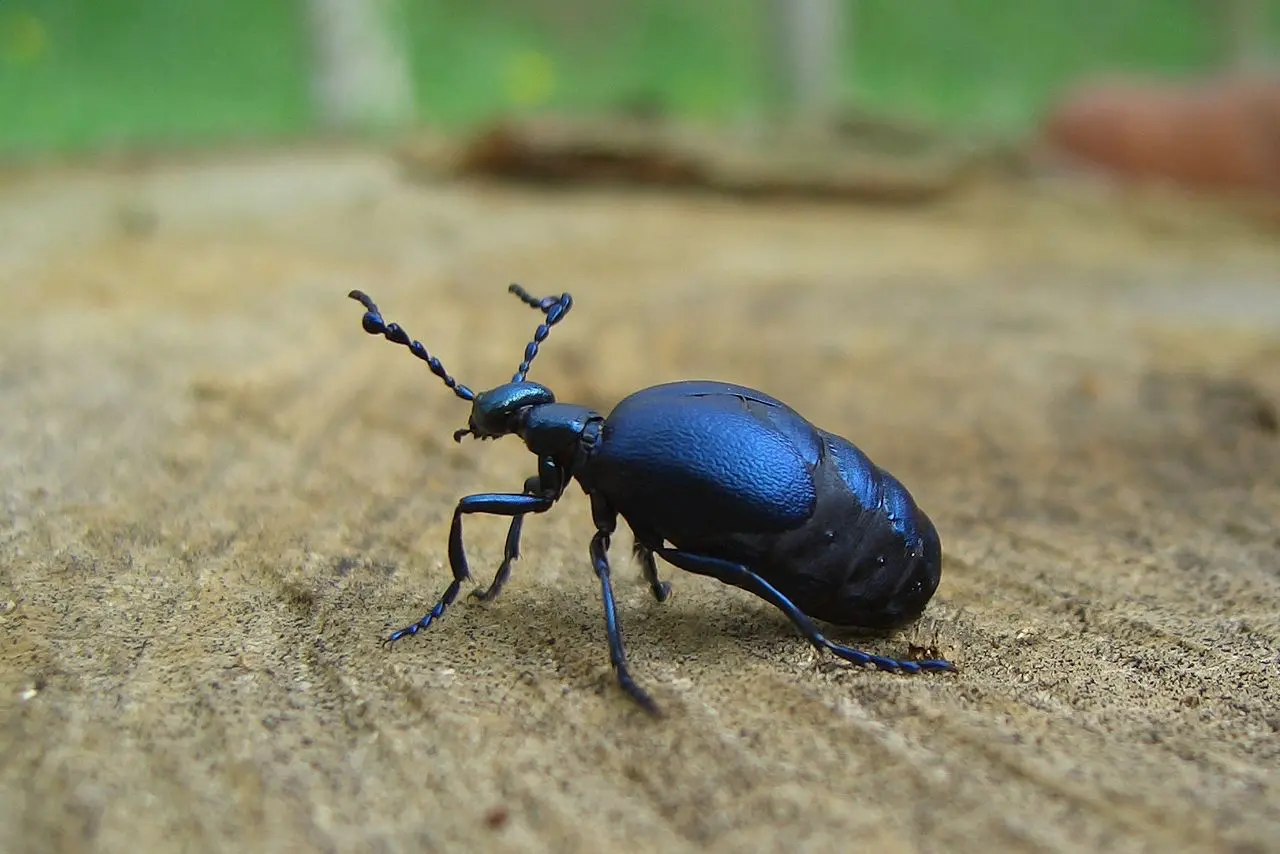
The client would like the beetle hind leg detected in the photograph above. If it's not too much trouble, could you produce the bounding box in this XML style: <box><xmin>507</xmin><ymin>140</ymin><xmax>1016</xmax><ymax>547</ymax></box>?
<box><xmin>651</xmin><ymin>545</ymin><xmax>956</xmax><ymax>675</ymax></box>
<box><xmin>632</xmin><ymin>539</ymin><xmax>672</xmax><ymax>603</ymax></box>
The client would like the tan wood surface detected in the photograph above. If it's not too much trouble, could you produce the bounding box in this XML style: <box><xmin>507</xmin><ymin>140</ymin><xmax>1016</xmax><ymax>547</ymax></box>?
<box><xmin>2</xmin><ymin>148</ymin><xmax>1278</xmax><ymax>853</ymax></box>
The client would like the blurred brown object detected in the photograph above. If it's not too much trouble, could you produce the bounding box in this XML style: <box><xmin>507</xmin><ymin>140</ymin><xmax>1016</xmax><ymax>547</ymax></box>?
<box><xmin>404</xmin><ymin>115</ymin><xmax>1010</xmax><ymax>206</ymax></box>
<box><xmin>454</xmin><ymin>120</ymin><xmax>706</xmax><ymax>188</ymax></box>
<box><xmin>1040</xmin><ymin>74</ymin><xmax>1280</xmax><ymax>198</ymax></box>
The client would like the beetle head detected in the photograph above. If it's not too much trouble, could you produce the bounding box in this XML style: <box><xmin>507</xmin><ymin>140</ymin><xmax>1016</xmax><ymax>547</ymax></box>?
<box><xmin>455</xmin><ymin>382</ymin><xmax>556</xmax><ymax>442</ymax></box>
<box><xmin>454</xmin><ymin>284</ymin><xmax>572</xmax><ymax>442</ymax></box>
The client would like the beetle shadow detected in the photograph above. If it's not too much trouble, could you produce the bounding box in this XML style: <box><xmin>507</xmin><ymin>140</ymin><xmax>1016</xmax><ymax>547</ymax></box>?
<box><xmin>411</xmin><ymin>576</ymin><xmax>940</xmax><ymax>670</ymax></box>
<box><xmin>485</xmin><ymin>586</ymin><xmax>782</xmax><ymax>659</ymax></box>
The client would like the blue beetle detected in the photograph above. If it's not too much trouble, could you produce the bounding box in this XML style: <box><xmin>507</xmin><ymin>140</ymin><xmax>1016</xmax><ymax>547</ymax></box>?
<box><xmin>349</xmin><ymin>284</ymin><xmax>954</xmax><ymax>714</ymax></box>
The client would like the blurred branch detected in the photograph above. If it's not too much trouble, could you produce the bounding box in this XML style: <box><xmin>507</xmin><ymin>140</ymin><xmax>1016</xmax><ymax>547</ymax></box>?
<box><xmin>1218</xmin><ymin>0</ymin><xmax>1270</xmax><ymax>70</ymax></box>
<box><xmin>306</xmin><ymin>0</ymin><xmax>416</xmax><ymax>132</ymax></box>
<box><xmin>769</xmin><ymin>0</ymin><xmax>846</xmax><ymax>125</ymax></box>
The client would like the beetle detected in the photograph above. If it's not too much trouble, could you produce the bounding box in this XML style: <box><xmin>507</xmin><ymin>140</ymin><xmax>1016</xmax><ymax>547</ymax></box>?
<box><xmin>348</xmin><ymin>284</ymin><xmax>955</xmax><ymax>714</ymax></box>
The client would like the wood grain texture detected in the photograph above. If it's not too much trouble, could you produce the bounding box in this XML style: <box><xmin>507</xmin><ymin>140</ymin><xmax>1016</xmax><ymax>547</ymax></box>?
<box><xmin>1</xmin><ymin>149</ymin><xmax>1278</xmax><ymax>854</ymax></box>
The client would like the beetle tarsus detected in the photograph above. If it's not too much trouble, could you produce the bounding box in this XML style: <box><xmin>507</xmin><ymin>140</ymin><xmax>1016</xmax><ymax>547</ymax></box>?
<box><xmin>382</xmin><ymin>577</ymin><xmax>463</xmax><ymax>647</ymax></box>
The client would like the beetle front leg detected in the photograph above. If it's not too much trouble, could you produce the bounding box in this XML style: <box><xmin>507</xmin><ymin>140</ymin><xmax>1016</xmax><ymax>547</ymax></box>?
<box><xmin>651</xmin><ymin>546</ymin><xmax>957</xmax><ymax>674</ymax></box>
<box><xmin>383</xmin><ymin>491</ymin><xmax>555</xmax><ymax>646</ymax></box>
<box><xmin>471</xmin><ymin>457</ymin><xmax>566</xmax><ymax>602</ymax></box>
<box><xmin>470</xmin><ymin>476</ymin><xmax>540</xmax><ymax>602</ymax></box>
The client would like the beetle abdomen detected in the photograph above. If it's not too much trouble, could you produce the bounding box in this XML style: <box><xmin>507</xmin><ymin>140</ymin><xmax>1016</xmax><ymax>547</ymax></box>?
<box><xmin>753</xmin><ymin>433</ymin><xmax>942</xmax><ymax>629</ymax></box>
<box><xmin>669</xmin><ymin>432</ymin><xmax>940</xmax><ymax>630</ymax></box>
<box><xmin>590</xmin><ymin>383</ymin><xmax>941</xmax><ymax>630</ymax></box>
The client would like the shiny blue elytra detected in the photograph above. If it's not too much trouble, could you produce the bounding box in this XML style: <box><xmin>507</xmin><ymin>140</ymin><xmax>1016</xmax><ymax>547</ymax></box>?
<box><xmin>347</xmin><ymin>284</ymin><xmax>954</xmax><ymax>715</ymax></box>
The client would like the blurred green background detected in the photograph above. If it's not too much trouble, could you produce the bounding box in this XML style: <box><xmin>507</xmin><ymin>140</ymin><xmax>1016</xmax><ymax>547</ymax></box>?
<box><xmin>2</xmin><ymin>0</ymin><xmax>1279</xmax><ymax>155</ymax></box>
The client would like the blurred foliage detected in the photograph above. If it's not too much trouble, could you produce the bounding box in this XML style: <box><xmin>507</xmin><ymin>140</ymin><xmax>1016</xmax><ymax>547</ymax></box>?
<box><xmin>1</xmin><ymin>10</ymin><xmax>47</xmax><ymax>66</ymax></box>
<box><xmin>0</xmin><ymin>0</ymin><xmax>1278</xmax><ymax>155</ymax></box>
<box><xmin>0</xmin><ymin>0</ymin><xmax>310</xmax><ymax>152</ymax></box>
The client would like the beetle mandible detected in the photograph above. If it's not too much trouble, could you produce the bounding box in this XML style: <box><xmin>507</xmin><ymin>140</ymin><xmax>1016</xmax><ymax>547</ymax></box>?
<box><xmin>348</xmin><ymin>284</ymin><xmax>955</xmax><ymax>714</ymax></box>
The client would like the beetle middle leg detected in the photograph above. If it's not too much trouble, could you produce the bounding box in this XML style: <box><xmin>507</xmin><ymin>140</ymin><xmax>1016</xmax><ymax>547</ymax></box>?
<box><xmin>589</xmin><ymin>531</ymin><xmax>660</xmax><ymax>716</ymax></box>
<box><xmin>589</xmin><ymin>495</ymin><xmax>660</xmax><ymax>715</ymax></box>
<box><xmin>383</xmin><ymin>490</ymin><xmax>554</xmax><ymax>646</ymax></box>
<box><xmin>650</xmin><ymin>545</ymin><xmax>956</xmax><ymax>674</ymax></box>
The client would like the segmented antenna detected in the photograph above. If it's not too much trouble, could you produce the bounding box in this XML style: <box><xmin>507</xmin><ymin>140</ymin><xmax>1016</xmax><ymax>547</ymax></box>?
<box><xmin>507</xmin><ymin>283</ymin><xmax>573</xmax><ymax>383</ymax></box>
<box><xmin>348</xmin><ymin>290</ymin><xmax>475</xmax><ymax>402</ymax></box>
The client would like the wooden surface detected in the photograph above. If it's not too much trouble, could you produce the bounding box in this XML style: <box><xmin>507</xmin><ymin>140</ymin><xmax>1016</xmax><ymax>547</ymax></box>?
<box><xmin>1</xmin><ymin>148</ymin><xmax>1278</xmax><ymax>854</ymax></box>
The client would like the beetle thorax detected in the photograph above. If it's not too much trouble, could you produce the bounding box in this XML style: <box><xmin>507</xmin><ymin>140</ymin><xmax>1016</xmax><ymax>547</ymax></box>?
<box><xmin>519</xmin><ymin>402</ymin><xmax>601</xmax><ymax>463</ymax></box>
